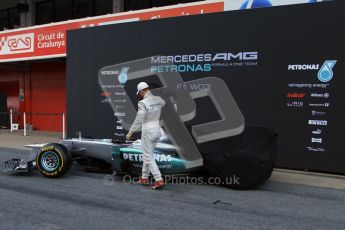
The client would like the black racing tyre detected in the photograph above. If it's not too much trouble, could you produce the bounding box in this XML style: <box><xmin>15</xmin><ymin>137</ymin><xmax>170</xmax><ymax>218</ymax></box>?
<box><xmin>36</xmin><ymin>143</ymin><xmax>72</xmax><ymax>178</ymax></box>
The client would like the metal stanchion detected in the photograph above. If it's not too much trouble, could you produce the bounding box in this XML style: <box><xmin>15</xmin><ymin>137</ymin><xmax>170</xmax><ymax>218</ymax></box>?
<box><xmin>10</xmin><ymin>109</ymin><xmax>13</xmax><ymax>132</ymax></box>
<box><xmin>23</xmin><ymin>112</ymin><xmax>27</xmax><ymax>136</ymax></box>
<box><xmin>62</xmin><ymin>113</ymin><xmax>66</xmax><ymax>139</ymax></box>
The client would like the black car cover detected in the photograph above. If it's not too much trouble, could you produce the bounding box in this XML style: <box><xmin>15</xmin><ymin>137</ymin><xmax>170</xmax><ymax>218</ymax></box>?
<box><xmin>198</xmin><ymin>126</ymin><xmax>278</xmax><ymax>190</ymax></box>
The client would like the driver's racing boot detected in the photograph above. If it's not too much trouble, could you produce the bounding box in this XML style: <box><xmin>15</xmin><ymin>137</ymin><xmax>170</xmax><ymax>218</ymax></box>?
<box><xmin>138</xmin><ymin>177</ymin><xmax>149</xmax><ymax>185</ymax></box>
<box><xmin>151</xmin><ymin>179</ymin><xmax>164</xmax><ymax>190</ymax></box>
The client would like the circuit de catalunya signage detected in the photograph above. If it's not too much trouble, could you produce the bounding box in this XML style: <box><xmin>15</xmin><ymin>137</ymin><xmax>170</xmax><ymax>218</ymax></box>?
<box><xmin>0</xmin><ymin>0</ymin><xmax>329</xmax><ymax>63</ymax></box>
<box><xmin>0</xmin><ymin>1</ymin><xmax>223</xmax><ymax>63</ymax></box>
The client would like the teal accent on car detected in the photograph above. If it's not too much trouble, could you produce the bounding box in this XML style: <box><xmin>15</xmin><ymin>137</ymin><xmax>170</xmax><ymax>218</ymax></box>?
<box><xmin>111</xmin><ymin>145</ymin><xmax>190</xmax><ymax>175</ymax></box>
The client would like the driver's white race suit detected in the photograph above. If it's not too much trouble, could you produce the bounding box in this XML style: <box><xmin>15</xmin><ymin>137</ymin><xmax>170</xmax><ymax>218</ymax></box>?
<box><xmin>129</xmin><ymin>92</ymin><xmax>165</xmax><ymax>181</ymax></box>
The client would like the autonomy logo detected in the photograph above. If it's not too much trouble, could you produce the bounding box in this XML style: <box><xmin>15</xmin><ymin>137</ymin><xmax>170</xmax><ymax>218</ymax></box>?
<box><xmin>318</xmin><ymin>60</ymin><xmax>337</xmax><ymax>82</ymax></box>
<box><xmin>0</xmin><ymin>33</ymin><xmax>34</xmax><ymax>55</ymax></box>
<box><xmin>308</xmin><ymin>120</ymin><xmax>327</xmax><ymax>126</ymax></box>
<box><xmin>286</xmin><ymin>93</ymin><xmax>306</xmax><ymax>98</ymax></box>
<box><xmin>309</xmin><ymin>102</ymin><xmax>330</xmax><ymax>107</ymax></box>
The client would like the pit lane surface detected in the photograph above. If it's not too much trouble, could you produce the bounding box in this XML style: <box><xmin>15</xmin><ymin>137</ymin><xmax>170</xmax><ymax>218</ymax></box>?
<box><xmin>0</xmin><ymin>147</ymin><xmax>345</xmax><ymax>230</ymax></box>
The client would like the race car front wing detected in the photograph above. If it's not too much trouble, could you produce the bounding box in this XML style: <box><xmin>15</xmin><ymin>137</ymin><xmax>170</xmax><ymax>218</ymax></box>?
<box><xmin>1</xmin><ymin>158</ymin><xmax>35</xmax><ymax>173</ymax></box>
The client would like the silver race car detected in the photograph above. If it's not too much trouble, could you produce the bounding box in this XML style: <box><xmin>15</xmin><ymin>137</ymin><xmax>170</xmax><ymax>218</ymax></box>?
<box><xmin>2</xmin><ymin>134</ymin><xmax>201</xmax><ymax>178</ymax></box>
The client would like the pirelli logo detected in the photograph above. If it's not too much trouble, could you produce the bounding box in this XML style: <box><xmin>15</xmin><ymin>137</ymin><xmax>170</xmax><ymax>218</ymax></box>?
<box><xmin>308</xmin><ymin>120</ymin><xmax>328</xmax><ymax>126</ymax></box>
<box><xmin>41</xmin><ymin>146</ymin><xmax>54</xmax><ymax>152</ymax></box>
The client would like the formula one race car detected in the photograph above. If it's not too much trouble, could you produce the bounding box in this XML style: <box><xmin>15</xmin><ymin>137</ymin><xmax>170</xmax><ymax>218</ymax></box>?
<box><xmin>2</xmin><ymin>127</ymin><xmax>277</xmax><ymax>189</ymax></box>
<box><xmin>1</xmin><ymin>134</ymin><xmax>200</xmax><ymax>178</ymax></box>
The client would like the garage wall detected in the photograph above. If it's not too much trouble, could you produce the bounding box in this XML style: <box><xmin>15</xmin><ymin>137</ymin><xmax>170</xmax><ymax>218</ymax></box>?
<box><xmin>0</xmin><ymin>81</ymin><xmax>20</xmax><ymax>123</ymax></box>
<box><xmin>29</xmin><ymin>62</ymin><xmax>66</xmax><ymax>131</ymax></box>
<box><xmin>0</xmin><ymin>68</ymin><xmax>26</xmax><ymax>125</ymax></box>
<box><xmin>0</xmin><ymin>61</ymin><xmax>66</xmax><ymax>131</ymax></box>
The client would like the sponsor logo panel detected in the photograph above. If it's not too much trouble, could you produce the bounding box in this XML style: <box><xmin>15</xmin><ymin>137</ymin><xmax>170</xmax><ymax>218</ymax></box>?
<box><xmin>308</xmin><ymin>120</ymin><xmax>327</xmax><ymax>126</ymax></box>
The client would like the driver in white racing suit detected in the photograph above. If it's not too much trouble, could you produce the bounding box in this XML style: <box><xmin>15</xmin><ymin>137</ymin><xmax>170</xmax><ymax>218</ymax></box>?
<box><xmin>126</xmin><ymin>82</ymin><xmax>166</xmax><ymax>190</ymax></box>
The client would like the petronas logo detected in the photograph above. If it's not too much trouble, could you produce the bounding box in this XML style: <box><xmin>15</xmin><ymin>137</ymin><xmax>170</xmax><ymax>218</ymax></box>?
<box><xmin>318</xmin><ymin>60</ymin><xmax>337</xmax><ymax>82</ymax></box>
<box><xmin>118</xmin><ymin>67</ymin><xmax>129</xmax><ymax>85</ymax></box>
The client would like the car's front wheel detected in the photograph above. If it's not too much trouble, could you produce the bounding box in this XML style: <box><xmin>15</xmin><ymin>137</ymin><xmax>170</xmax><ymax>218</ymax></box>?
<box><xmin>36</xmin><ymin>144</ymin><xmax>72</xmax><ymax>178</ymax></box>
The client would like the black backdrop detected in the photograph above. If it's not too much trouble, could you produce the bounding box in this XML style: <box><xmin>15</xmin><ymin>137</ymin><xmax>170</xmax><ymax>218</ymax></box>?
<box><xmin>67</xmin><ymin>1</ymin><xmax>345</xmax><ymax>173</ymax></box>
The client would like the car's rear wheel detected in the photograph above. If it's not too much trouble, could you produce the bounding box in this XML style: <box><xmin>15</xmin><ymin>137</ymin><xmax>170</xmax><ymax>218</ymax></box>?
<box><xmin>36</xmin><ymin>144</ymin><xmax>72</xmax><ymax>178</ymax></box>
